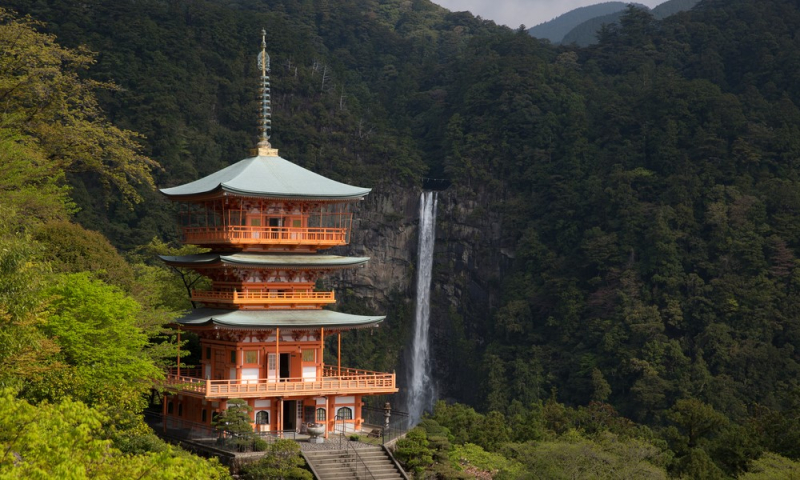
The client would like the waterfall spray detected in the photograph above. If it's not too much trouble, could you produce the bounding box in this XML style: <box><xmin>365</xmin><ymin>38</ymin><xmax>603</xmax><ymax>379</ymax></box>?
<box><xmin>407</xmin><ymin>191</ymin><xmax>438</xmax><ymax>424</ymax></box>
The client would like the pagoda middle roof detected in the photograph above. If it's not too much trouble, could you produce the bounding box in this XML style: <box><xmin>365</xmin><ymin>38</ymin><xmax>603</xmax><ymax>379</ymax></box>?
<box><xmin>159</xmin><ymin>155</ymin><xmax>371</xmax><ymax>201</ymax></box>
<box><xmin>175</xmin><ymin>308</ymin><xmax>384</xmax><ymax>330</ymax></box>
<box><xmin>159</xmin><ymin>253</ymin><xmax>369</xmax><ymax>268</ymax></box>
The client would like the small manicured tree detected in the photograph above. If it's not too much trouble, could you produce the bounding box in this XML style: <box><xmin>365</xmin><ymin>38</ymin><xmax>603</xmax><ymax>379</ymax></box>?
<box><xmin>213</xmin><ymin>399</ymin><xmax>255</xmax><ymax>451</ymax></box>
<box><xmin>393</xmin><ymin>427</ymin><xmax>434</xmax><ymax>477</ymax></box>
<box><xmin>240</xmin><ymin>440</ymin><xmax>312</xmax><ymax>480</ymax></box>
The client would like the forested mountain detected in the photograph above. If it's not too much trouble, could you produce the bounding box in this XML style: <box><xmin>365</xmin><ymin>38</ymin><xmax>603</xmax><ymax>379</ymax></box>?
<box><xmin>526</xmin><ymin>2</ymin><xmax>636</xmax><ymax>43</ymax></box>
<box><xmin>4</xmin><ymin>0</ymin><xmax>800</xmax><ymax>477</ymax></box>
<box><xmin>562</xmin><ymin>0</ymin><xmax>700</xmax><ymax>46</ymax></box>
<box><xmin>652</xmin><ymin>0</ymin><xmax>701</xmax><ymax>17</ymax></box>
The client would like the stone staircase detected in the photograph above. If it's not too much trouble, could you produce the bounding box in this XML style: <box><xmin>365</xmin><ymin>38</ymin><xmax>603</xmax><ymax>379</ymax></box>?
<box><xmin>303</xmin><ymin>445</ymin><xmax>407</xmax><ymax>480</ymax></box>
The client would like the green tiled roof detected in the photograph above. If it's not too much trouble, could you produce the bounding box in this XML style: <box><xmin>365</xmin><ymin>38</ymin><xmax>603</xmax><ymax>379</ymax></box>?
<box><xmin>159</xmin><ymin>253</ymin><xmax>369</xmax><ymax>268</ymax></box>
<box><xmin>160</xmin><ymin>155</ymin><xmax>371</xmax><ymax>200</ymax></box>
<box><xmin>175</xmin><ymin>308</ymin><xmax>384</xmax><ymax>330</ymax></box>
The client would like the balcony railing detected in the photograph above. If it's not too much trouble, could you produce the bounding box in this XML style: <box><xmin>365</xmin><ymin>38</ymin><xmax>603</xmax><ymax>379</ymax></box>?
<box><xmin>182</xmin><ymin>226</ymin><xmax>348</xmax><ymax>247</ymax></box>
<box><xmin>191</xmin><ymin>290</ymin><xmax>336</xmax><ymax>306</ymax></box>
<box><xmin>162</xmin><ymin>367</ymin><xmax>397</xmax><ymax>399</ymax></box>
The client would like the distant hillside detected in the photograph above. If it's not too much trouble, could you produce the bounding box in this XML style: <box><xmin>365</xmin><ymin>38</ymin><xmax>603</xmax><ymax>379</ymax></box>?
<box><xmin>652</xmin><ymin>0</ymin><xmax>701</xmax><ymax>17</ymax></box>
<box><xmin>527</xmin><ymin>2</ymin><xmax>632</xmax><ymax>43</ymax></box>
<box><xmin>561</xmin><ymin>5</ymin><xmax>649</xmax><ymax>47</ymax></box>
<box><xmin>562</xmin><ymin>0</ymin><xmax>700</xmax><ymax>46</ymax></box>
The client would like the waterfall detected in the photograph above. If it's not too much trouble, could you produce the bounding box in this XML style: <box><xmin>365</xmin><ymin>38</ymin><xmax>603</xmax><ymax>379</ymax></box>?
<box><xmin>407</xmin><ymin>191</ymin><xmax>438</xmax><ymax>424</ymax></box>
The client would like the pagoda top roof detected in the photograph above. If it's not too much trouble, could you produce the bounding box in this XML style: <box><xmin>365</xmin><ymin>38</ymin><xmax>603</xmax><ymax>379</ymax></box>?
<box><xmin>174</xmin><ymin>308</ymin><xmax>384</xmax><ymax>330</ymax></box>
<box><xmin>160</xmin><ymin>155</ymin><xmax>371</xmax><ymax>201</ymax></box>
<box><xmin>159</xmin><ymin>253</ymin><xmax>369</xmax><ymax>269</ymax></box>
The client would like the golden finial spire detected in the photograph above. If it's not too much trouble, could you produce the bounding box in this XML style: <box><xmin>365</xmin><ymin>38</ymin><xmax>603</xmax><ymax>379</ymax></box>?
<box><xmin>256</xmin><ymin>28</ymin><xmax>278</xmax><ymax>156</ymax></box>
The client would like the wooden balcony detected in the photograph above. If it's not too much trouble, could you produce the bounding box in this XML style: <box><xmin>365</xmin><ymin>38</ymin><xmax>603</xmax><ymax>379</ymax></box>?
<box><xmin>182</xmin><ymin>226</ymin><xmax>348</xmax><ymax>248</ymax></box>
<box><xmin>191</xmin><ymin>290</ymin><xmax>335</xmax><ymax>306</ymax></box>
<box><xmin>162</xmin><ymin>367</ymin><xmax>397</xmax><ymax>399</ymax></box>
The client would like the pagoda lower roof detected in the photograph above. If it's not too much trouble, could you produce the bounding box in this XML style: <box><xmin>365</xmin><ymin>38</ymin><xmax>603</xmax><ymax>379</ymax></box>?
<box><xmin>159</xmin><ymin>155</ymin><xmax>371</xmax><ymax>201</ymax></box>
<box><xmin>159</xmin><ymin>253</ymin><xmax>369</xmax><ymax>269</ymax></box>
<box><xmin>174</xmin><ymin>308</ymin><xmax>384</xmax><ymax>330</ymax></box>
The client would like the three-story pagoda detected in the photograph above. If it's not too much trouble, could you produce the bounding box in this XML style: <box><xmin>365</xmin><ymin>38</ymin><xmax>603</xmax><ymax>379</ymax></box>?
<box><xmin>159</xmin><ymin>32</ymin><xmax>396</xmax><ymax>435</ymax></box>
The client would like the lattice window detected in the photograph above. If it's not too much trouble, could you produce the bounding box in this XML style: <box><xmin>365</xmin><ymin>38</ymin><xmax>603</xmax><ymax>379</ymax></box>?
<box><xmin>256</xmin><ymin>411</ymin><xmax>269</xmax><ymax>425</ymax></box>
<box><xmin>337</xmin><ymin>407</ymin><xmax>353</xmax><ymax>420</ymax></box>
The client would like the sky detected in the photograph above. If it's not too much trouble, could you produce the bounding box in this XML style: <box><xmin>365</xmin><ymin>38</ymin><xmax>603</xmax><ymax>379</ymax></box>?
<box><xmin>430</xmin><ymin>0</ymin><xmax>666</xmax><ymax>29</ymax></box>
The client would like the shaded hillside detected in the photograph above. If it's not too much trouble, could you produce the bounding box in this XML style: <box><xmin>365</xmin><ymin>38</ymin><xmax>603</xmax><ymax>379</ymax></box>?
<box><xmin>3</xmin><ymin>0</ymin><xmax>501</xmax><ymax>249</ymax></box>
<box><xmin>425</xmin><ymin>0</ymin><xmax>800</xmax><ymax>455</ymax></box>
<box><xmin>563</xmin><ymin>0</ymin><xmax>700</xmax><ymax>46</ymax></box>
<box><xmin>652</xmin><ymin>0</ymin><xmax>701</xmax><ymax>17</ymax></box>
<box><xmin>526</xmin><ymin>2</ymin><xmax>632</xmax><ymax>43</ymax></box>
<box><xmin>7</xmin><ymin>1</ymin><xmax>800</xmax><ymax>476</ymax></box>
<box><xmin>562</xmin><ymin>4</ymin><xmax>650</xmax><ymax>46</ymax></box>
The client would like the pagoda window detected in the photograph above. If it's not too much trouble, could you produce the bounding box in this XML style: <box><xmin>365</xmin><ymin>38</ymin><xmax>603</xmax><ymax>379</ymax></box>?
<box><xmin>205</xmin><ymin>347</ymin><xmax>211</xmax><ymax>359</ymax></box>
<box><xmin>230</xmin><ymin>350</ymin><xmax>237</xmax><ymax>364</ymax></box>
<box><xmin>336</xmin><ymin>407</ymin><xmax>353</xmax><ymax>420</ymax></box>
<box><xmin>244</xmin><ymin>350</ymin><xmax>258</xmax><ymax>365</ymax></box>
<box><xmin>268</xmin><ymin>353</ymin><xmax>277</xmax><ymax>380</ymax></box>
<box><xmin>302</xmin><ymin>349</ymin><xmax>315</xmax><ymax>362</ymax></box>
<box><xmin>167</xmin><ymin>401</ymin><xmax>174</xmax><ymax>414</ymax></box>
<box><xmin>316</xmin><ymin>408</ymin><xmax>326</xmax><ymax>422</ymax></box>
<box><xmin>256</xmin><ymin>411</ymin><xmax>269</xmax><ymax>425</ymax></box>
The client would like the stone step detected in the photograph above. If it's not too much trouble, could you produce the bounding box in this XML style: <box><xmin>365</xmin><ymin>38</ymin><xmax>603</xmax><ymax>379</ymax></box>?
<box><xmin>306</xmin><ymin>451</ymin><xmax>386</xmax><ymax>461</ymax></box>
<box><xmin>305</xmin><ymin>447</ymin><xmax>406</xmax><ymax>480</ymax></box>
<box><xmin>317</xmin><ymin>471</ymin><xmax>400</xmax><ymax>480</ymax></box>
<box><xmin>313</xmin><ymin>467</ymin><xmax>355</xmax><ymax>474</ymax></box>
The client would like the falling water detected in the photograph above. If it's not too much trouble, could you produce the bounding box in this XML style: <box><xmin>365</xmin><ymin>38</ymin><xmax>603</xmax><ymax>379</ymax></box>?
<box><xmin>407</xmin><ymin>191</ymin><xmax>438</xmax><ymax>424</ymax></box>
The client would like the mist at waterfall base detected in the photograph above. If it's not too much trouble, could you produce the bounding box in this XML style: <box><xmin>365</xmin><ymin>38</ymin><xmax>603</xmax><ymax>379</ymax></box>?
<box><xmin>404</xmin><ymin>191</ymin><xmax>438</xmax><ymax>425</ymax></box>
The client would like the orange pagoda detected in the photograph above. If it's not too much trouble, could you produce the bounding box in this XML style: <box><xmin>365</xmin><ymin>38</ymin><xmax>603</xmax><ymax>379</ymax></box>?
<box><xmin>159</xmin><ymin>32</ymin><xmax>396</xmax><ymax>436</ymax></box>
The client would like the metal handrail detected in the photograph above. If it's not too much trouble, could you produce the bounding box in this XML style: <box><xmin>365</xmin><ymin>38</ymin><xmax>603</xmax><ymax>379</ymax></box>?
<box><xmin>334</xmin><ymin>413</ymin><xmax>376</xmax><ymax>480</ymax></box>
<box><xmin>346</xmin><ymin>439</ymin><xmax>376</xmax><ymax>480</ymax></box>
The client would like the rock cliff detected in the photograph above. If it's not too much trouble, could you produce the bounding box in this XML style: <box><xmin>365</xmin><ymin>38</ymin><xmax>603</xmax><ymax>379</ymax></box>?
<box><xmin>331</xmin><ymin>183</ymin><xmax>513</xmax><ymax>407</ymax></box>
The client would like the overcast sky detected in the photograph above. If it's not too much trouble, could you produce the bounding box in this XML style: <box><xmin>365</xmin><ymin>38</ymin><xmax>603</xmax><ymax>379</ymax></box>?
<box><xmin>430</xmin><ymin>0</ymin><xmax>666</xmax><ymax>29</ymax></box>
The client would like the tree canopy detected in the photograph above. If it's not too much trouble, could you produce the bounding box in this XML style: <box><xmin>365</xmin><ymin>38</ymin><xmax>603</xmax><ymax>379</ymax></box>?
<box><xmin>3</xmin><ymin>0</ymin><xmax>800</xmax><ymax>477</ymax></box>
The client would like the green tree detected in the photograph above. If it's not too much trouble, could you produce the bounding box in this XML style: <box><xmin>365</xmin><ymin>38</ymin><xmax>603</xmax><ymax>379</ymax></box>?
<box><xmin>394</xmin><ymin>427</ymin><xmax>434</xmax><ymax>477</ymax></box>
<box><xmin>503</xmin><ymin>430</ymin><xmax>668</xmax><ymax>479</ymax></box>
<box><xmin>0</xmin><ymin>235</ymin><xmax>61</xmax><ymax>391</ymax></box>
<box><xmin>0</xmin><ymin>388</ymin><xmax>230</xmax><ymax>479</ymax></box>
<box><xmin>667</xmin><ymin>398</ymin><xmax>727</xmax><ymax>450</ymax></box>
<box><xmin>740</xmin><ymin>452</ymin><xmax>800</xmax><ymax>480</ymax></box>
<box><xmin>240</xmin><ymin>440</ymin><xmax>312</xmax><ymax>480</ymax></box>
<box><xmin>0</xmin><ymin>8</ymin><xmax>157</xmax><ymax>205</ymax></box>
<box><xmin>0</xmin><ymin>129</ymin><xmax>74</xmax><ymax>230</ymax></box>
<box><xmin>213</xmin><ymin>399</ymin><xmax>255</xmax><ymax>451</ymax></box>
<box><xmin>34</xmin><ymin>221</ymin><xmax>135</xmax><ymax>292</ymax></box>
<box><xmin>24</xmin><ymin>273</ymin><xmax>162</xmax><ymax>420</ymax></box>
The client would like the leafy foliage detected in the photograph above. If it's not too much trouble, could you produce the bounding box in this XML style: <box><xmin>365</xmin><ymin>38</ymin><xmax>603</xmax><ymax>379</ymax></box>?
<box><xmin>240</xmin><ymin>440</ymin><xmax>312</xmax><ymax>480</ymax></box>
<box><xmin>393</xmin><ymin>427</ymin><xmax>434</xmax><ymax>476</ymax></box>
<box><xmin>0</xmin><ymin>8</ymin><xmax>157</xmax><ymax>206</ymax></box>
<box><xmin>34</xmin><ymin>221</ymin><xmax>135</xmax><ymax>291</ymax></box>
<box><xmin>4</xmin><ymin>0</ymin><xmax>800</xmax><ymax>477</ymax></box>
<box><xmin>0</xmin><ymin>389</ymin><xmax>229</xmax><ymax>479</ymax></box>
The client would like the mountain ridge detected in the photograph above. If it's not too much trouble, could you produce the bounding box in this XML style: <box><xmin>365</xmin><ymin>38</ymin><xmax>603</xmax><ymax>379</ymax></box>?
<box><xmin>527</xmin><ymin>2</ymin><xmax>638</xmax><ymax>42</ymax></box>
<box><xmin>562</xmin><ymin>0</ymin><xmax>701</xmax><ymax>46</ymax></box>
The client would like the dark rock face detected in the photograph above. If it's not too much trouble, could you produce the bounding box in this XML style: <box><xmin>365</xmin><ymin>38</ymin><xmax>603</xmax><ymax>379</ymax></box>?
<box><xmin>332</xmin><ymin>184</ymin><xmax>512</xmax><ymax>407</ymax></box>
